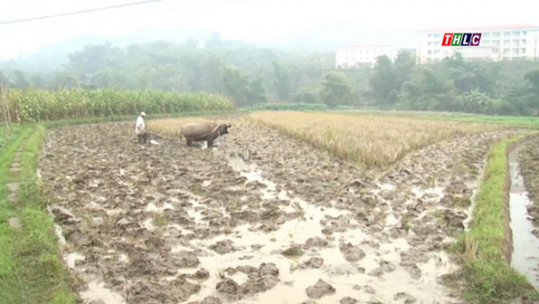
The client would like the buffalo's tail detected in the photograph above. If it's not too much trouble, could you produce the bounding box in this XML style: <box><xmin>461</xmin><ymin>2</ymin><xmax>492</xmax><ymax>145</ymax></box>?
<box><xmin>178</xmin><ymin>128</ymin><xmax>183</xmax><ymax>142</ymax></box>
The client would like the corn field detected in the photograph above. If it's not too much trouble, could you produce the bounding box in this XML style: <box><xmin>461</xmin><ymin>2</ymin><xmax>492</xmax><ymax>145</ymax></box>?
<box><xmin>3</xmin><ymin>88</ymin><xmax>235</xmax><ymax>123</ymax></box>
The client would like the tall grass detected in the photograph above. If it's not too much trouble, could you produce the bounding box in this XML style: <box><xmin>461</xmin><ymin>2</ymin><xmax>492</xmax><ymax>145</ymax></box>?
<box><xmin>6</xmin><ymin>88</ymin><xmax>235</xmax><ymax>123</ymax></box>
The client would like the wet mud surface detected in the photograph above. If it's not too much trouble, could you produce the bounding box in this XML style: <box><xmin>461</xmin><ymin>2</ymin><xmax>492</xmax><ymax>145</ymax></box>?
<box><xmin>520</xmin><ymin>138</ymin><xmax>539</xmax><ymax>237</ymax></box>
<box><xmin>509</xmin><ymin>145</ymin><xmax>539</xmax><ymax>288</ymax></box>
<box><xmin>39</xmin><ymin>115</ymin><xmax>522</xmax><ymax>304</ymax></box>
<box><xmin>515</xmin><ymin>137</ymin><xmax>539</xmax><ymax>288</ymax></box>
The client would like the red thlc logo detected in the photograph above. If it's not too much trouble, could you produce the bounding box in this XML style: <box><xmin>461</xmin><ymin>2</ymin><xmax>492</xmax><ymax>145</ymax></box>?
<box><xmin>441</xmin><ymin>33</ymin><xmax>482</xmax><ymax>46</ymax></box>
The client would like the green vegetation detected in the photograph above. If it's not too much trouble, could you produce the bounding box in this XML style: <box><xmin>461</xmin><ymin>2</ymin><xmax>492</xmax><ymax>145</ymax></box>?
<box><xmin>0</xmin><ymin>124</ymin><xmax>79</xmax><ymax>304</ymax></box>
<box><xmin>373</xmin><ymin>53</ymin><xmax>539</xmax><ymax>116</ymax></box>
<box><xmin>0</xmin><ymin>126</ymin><xmax>19</xmax><ymax>150</ymax></box>
<box><xmin>6</xmin><ymin>88</ymin><xmax>235</xmax><ymax>123</ymax></box>
<box><xmin>2</xmin><ymin>36</ymin><xmax>538</xmax><ymax>115</ymax></box>
<box><xmin>247</xmin><ymin>102</ymin><xmax>328</xmax><ymax>111</ymax></box>
<box><xmin>399</xmin><ymin>113</ymin><xmax>539</xmax><ymax>127</ymax></box>
<box><xmin>450</xmin><ymin>132</ymin><xmax>539</xmax><ymax>303</ymax></box>
<box><xmin>335</xmin><ymin>110</ymin><xmax>539</xmax><ymax>127</ymax></box>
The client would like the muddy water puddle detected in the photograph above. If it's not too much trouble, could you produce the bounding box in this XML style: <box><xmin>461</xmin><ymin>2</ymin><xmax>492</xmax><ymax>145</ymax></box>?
<box><xmin>64</xmin><ymin>252</ymin><xmax>85</xmax><ymax>268</ymax></box>
<box><xmin>80</xmin><ymin>281</ymin><xmax>126</xmax><ymax>304</ymax></box>
<box><xmin>200</xmin><ymin>155</ymin><xmax>460</xmax><ymax>304</ymax></box>
<box><xmin>509</xmin><ymin>148</ymin><xmax>539</xmax><ymax>288</ymax></box>
<box><xmin>186</xmin><ymin>227</ymin><xmax>457</xmax><ymax>303</ymax></box>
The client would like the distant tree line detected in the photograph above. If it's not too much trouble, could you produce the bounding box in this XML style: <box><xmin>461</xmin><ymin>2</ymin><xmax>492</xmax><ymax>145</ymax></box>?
<box><xmin>1</xmin><ymin>32</ymin><xmax>538</xmax><ymax>116</ymax></box>
<box><xmin>368</xmin><ymin>52</ymin><xmax>539</xmax><ymax>115</ymax></box>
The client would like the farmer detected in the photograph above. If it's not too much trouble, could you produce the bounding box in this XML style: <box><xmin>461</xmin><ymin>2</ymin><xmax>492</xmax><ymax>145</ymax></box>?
<box><xmin>135</xmin><ymin>111</ymin><xmax>148</xmax><ymax>144</ymax></box>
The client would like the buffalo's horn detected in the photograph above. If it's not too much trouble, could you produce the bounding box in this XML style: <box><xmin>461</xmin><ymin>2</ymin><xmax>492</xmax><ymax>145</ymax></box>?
<box><xmin>226</xmin><ymin>123</ymin><xmax>232</xmax><ymax>127</ymax></box>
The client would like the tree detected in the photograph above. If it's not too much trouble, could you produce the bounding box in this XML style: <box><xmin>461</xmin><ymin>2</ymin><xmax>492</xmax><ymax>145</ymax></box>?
<box><xmin>394</xmin><ymin>51</ymin><xmax>416</xmax><ymax>90</ymax></box>
<box><xmin>205</xmin><ymin>32</ymin><xmax>223</xmax><ymax>49</ymax></box>
<box><xmin>51</xmin><ymin>72</ymin><xmax>78</xmax><ymax>89</ymax></box>
<box><xmin>463</xmin><ymin>88</ymin><xmax>492</xmax><ymax>114</ymax></box>
<box><xmin>222</xmin><ymin>66</ymin><xmax>248</xmax><ymax>107</ymax></box>
<box><xmin>369</xmin><ymin>55</ymin><xmax>399</xmax><ymax>106</ymax></box>
<box><xmin>246</xmin><ymin>77</ymin><xmax>267</xmax><ymax>105</ymax></box>
<box><xmin>400</xmin><ymin>67</ymin><xmax>462</xmax><ymax>112</ymax></box>
<box><xmin>186</xmin><ymin>38</ymin><xmax>199</xmax><ymax>50</ymax></box>
<box><xmin>524</xmin><ymin>69</ymin><xmax>539</xmax><ymax>92</ymax></box>
<box><xmin>204</xmin><ymin>53</ymin><xmax>224</xmax><ymax>93</ymax></box>
<box><xmin>291</xmin><ymin>88</ymin><xmax>319</xmax><ymax>104</ymax></box>
<box><xmin>0</xmin><ymin>71</ymin><xmax>6</xmax><ymax>84</ymax></box>
<box><xmin>222</xmin><ymin>66</ymin><xmax>267</xmax><ymax>107</ymax></box>
<box><xmin>30</xmin><ymin>75</ymin><xmax>45</xmax><ymax>88</ymax></box>
<box><xmin>272</xmin><ymin>61</ymin><xmax>292</xmax><ymax>101</ymax></box>
<box><xmin>319</xmin><ymin>71</ymin><xmax>354</xmax><ymax>108</ymax></box>
<box><xmin>442</xmin><ymin>53</ymin><xmax>500</xmax><ymax>95</ymax></box>
<box><xmin>13</xmin><ymin>70</ymin><xmax>29</xmax><ymax>89</ymax></box>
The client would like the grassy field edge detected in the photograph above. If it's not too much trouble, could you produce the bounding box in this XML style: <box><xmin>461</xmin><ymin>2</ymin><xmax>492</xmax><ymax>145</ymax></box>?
<box><xmin>450</xmin><ymin>130</ymin><xmax>539</xmax><ymax>303</ymax></box>
<box><xmin>0</xmin><ymin>124</ymin><xmax>81</xmax><ymax>304</ymax></box>
<box><xmin>0</xmin><ymin>125</ymin><xmax>33</xmax><ymax>304</ymax></box>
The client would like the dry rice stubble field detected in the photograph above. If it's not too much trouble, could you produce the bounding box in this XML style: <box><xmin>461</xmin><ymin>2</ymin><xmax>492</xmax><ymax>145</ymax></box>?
<box><xmin>40</xmin><ymin>113</ymin><xmax>522</xmax><ymax>304</ymax></box>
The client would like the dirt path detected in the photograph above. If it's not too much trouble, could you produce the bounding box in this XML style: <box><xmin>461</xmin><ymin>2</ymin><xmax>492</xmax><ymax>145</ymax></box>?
<box><xmin>6</xmin><ymin>149</ymin><xmax>22</xmax><ymax>229</ymax></box>
<box><xmin>39</xmin><ymin>118</ymin><xmax>521</xmax><ymax>304</ymax></box>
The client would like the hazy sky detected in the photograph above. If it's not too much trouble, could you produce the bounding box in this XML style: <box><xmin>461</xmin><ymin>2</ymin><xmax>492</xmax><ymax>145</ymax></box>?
<box><xmin>0</xmin><ymin>0</ymin><xmax>537</xmax><ymax>58</ymax></box>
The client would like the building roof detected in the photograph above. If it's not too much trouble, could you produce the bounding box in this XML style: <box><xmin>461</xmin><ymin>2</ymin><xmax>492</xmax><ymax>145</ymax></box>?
<box><xmin>337</xmin><ymin>42</ymin><xmax>394</xmax><ymax>48</ymax></box>
<box><xmin>418</xmin><ymin>24</ymin><xmax>538</xmax><ymax>33</ymax></box>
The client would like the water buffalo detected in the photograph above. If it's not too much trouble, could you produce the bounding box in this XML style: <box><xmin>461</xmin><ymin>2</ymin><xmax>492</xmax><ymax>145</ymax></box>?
<box><xmin>179</xmin><ymin>122</ymin><xmax>232</xmax><ymax>148</ymax></box>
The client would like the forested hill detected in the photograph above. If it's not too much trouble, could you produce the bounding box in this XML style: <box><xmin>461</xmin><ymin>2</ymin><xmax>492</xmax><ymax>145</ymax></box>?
<box><xmin>1</xmin><ymin>34</ymin><xmax>539</xmax><ymax>116</ymax></box>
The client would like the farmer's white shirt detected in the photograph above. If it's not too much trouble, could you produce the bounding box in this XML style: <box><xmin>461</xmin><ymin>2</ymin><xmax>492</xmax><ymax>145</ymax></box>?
<box><xmin>135</xmin><ymin>115</ymin><xmax>145</xmax><ymax>134</ymax></box>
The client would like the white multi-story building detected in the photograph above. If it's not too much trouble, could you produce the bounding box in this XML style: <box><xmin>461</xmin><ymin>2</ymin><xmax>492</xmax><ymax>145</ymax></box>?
<box><xmin>335</xmin><ymin>43</ymin><xmax>398</xmax><ymax>68</ymax></box>
<box><xmin>416</xmin><ymin>24</ymin><xmax>539</xmax><ymax>64</ymax></box>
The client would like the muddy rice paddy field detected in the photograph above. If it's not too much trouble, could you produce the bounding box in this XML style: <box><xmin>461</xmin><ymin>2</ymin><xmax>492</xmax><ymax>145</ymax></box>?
<box><xmin>39</xmin><ymin>112</ymin><xmax>531</xmax><ymax>304</ymax></box>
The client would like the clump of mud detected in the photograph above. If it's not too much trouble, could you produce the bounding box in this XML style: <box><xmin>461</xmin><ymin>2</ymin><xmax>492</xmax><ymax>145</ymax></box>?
<box><xmin>339</xmin><ymin>243</ymin><xmax>366</xmax><ymax>262</ymax></box>
<box><xmin>215</xmin><ymin>263</ymin><xmax>280</xmax><ymax>302</ymax></box>
<box><xmin>306</xmin><ymin>279</ymin><xmax>335</xmax><ymax>299</ymax></box>
<box><xmin>439</xmin><ymin>179</ymin><xmax>473</xmax><ymax>208</ymax></box>
<box><xmin>126</xmin><ymin>276</ymin><xmax>201</xmax><ymax>304</ymax></box>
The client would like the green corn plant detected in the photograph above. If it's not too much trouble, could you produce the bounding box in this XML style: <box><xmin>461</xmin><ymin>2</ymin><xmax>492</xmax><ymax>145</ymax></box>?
<box><xmin>8</xmin><ymin>87</ymin><xmax>236</xmax><ymax>123</ymax></box>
